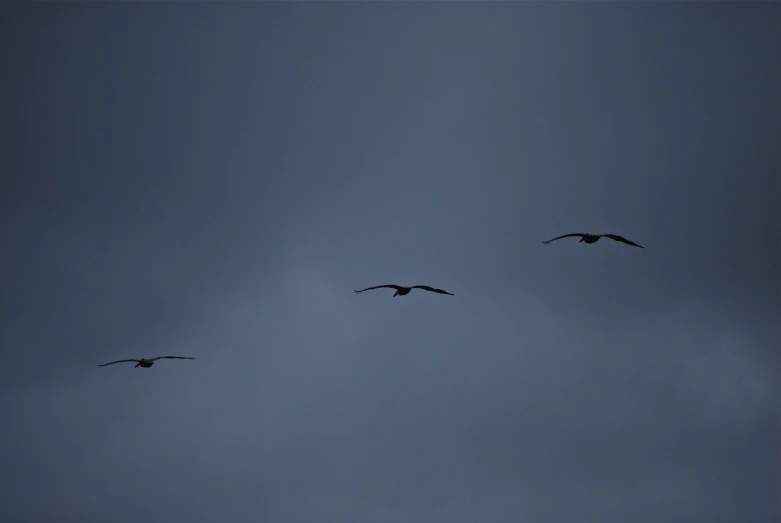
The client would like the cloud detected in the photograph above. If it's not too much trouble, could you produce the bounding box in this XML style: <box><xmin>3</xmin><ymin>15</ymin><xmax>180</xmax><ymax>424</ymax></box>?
<box><xmin>0</xmin><ymin>2</ymin><xmax>778</xmax><ymax>522</ymax></box>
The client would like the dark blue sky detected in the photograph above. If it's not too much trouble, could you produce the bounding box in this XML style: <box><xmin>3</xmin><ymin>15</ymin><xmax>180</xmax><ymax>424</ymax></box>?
<box><xmin>1</xmin><ymin>2</ymin><xmax>778</xmax><ymax>522</ymax></box>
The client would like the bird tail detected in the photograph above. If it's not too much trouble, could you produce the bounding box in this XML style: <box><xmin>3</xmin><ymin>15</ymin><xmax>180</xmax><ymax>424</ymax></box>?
<box><xmin>135</xmin><ymin>362</ymin><xmax>141</xmax><ymax>368</ymax></box>
<box><xmin>393</xmin><ymin>291</ymin><xmax>398</xmax><ymax>297</ymax></box>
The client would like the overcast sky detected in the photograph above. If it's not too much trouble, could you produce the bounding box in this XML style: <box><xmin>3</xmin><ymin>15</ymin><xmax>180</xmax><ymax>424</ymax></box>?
<box><xmin>1</xmin><ymin>2</ymin><xmax>778</xmax><ymax>522</ymax></box>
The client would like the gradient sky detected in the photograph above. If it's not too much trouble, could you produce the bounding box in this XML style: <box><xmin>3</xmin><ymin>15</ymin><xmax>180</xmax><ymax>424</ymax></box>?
<box><xmin>1</xmin><ymin>2</ymin><xmax>779</xmax><ymax>522</ymax></box>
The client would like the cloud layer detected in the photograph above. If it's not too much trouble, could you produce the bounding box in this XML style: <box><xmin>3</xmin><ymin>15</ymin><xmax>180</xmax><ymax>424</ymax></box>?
<box><xmin>1</xmin><ymin>3</ymin><xmax>778</xmax><ymax>522</ymax></box>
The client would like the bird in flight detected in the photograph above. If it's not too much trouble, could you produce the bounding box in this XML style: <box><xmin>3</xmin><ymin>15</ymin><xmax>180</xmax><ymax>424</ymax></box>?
<box><xmin>542</xmin><ymin>233</ymin><xmax>644</xmax><ymax>248</ymax></box>
<box><xmin>98</xmin><ymin>356</ymin><xmax>196</xmax><ymax>369</ymax></box>
<box><xmin>354</xmin><ymin>284</ymin><xmax>455</xmax><ymax>297</ymax></box>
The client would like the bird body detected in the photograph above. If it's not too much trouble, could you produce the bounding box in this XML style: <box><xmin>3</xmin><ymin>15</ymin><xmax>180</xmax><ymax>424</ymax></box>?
<box><xmin>98</xmin><ymin>356</ymin><xmax>196</xmax><ymax>368</ymax></box>
<box><xmin>542</xmin><ymin>232</ymin><xmax>643</xmax><ymax>248</ymax></box>
<box><xmin>354</xmin><ymin>284</ymin><xmax>454</xmax><ymax>297</ymax></box>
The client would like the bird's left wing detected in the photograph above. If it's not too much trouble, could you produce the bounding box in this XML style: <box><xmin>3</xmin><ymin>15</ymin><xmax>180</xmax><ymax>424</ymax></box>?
<box><xmin>98</xmin><ymin>359</ymin><xmax>139</xmax><ymax>367</ymax></box>
<box><xmin>152</xmin><ymin>356</ymin><xmax>196</xmax><ymax>361</ymax></box>
<box><xmin>541</xmin><ymin>233</ymin><xmax>585</xmax><ymax>245</ymax></box>
<box><xmin>354</xmin><ymin>285</ymin><xmax>402</xmax><ymax>293</ymax></box>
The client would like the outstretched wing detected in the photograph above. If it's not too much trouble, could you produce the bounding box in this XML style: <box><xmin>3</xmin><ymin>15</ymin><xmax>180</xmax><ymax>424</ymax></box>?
<box><xmin>601</xmin><ymin>234</ymin><xmax>644</xmax><ymax>248</ymax></box>
<box><xmin>542</xmin><ymin>233</ymin><xmax>586</xmax><ymax>245</ymax></box>
<box><xmin>98</xmin><ymin>359</ymin><xmax>140</xmax><ymax>367</ymax></box>
<box><xmin>354</xmin><ymin>285</ymin><xmax>403</xmax><ymax>294</ymax></box>
<box><xmin>151</xmin><ymin>356</ymin><xmax>196</xmax><ymax>362</ymax></box>
<box><xmin>411</xmin><ymin>285</ymin><xmax>455</xmax><ymax>296</ymax></box>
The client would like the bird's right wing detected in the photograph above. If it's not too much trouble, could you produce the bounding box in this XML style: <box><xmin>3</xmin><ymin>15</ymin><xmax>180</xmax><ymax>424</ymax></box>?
<box><xmin>152</xmin><ymin>356</ymin><xmax>196</xmax><ymax>361</ymax></box>
<box><xmin>354</xmin><ymin>285</ymin><xmax>402</xmax><ymax>293</ymax></box>
<box><xmin>542</xmin><ymin>233</ymin><xmax>585</xmax><ymax>245</ymax></box>
<box><xmin>98</xmin><ymin>359</ymin><xmax>139</xmax><ymax>367</ymax></box>
<box><xmin>411</xmin><ymin>285</ymin><xmax>455</xmax><ymax>296</ymax></box>
<box><xmin>601</xmin><ymin>234</ymin><xmax>644</xmax><ymax>248</ymax></box>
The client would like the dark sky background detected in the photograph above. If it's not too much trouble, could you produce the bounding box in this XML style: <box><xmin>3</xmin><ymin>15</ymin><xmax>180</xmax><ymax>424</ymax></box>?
<box><xmin>1</xmin><ymin>2</ymin><xmax>779</xmax><ymax>522</ymax></box>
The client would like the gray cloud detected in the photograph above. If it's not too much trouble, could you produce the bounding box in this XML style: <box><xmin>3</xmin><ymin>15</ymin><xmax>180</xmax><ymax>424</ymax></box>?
<box><xmin>1</xmin><ymin>2</ymin><xmax>778</xmax><ymax>523</ymax></box>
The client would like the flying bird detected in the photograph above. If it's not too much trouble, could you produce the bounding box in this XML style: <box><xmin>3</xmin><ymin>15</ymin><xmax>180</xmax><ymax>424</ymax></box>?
<box><xmin>98</xmin><ymin>356</ymin><xmax>196</xmax><ymax>368</ymax></box>
<box><xmin>542</xmin><ymin>233</ymin><xmax>644</xmax><ymax>248</ymax></box>
<box><xmin>354</xmin><ymin>284</ymin><xmax>454</xmax><ymax>297</ymax></box>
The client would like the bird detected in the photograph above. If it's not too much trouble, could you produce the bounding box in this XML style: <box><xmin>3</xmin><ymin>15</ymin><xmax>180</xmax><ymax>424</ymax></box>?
<box><xmin>542</xmin><ymin>233</ymin><xmax>644</xmax><ymax>248</ymax></box>
<box><xmin>353</xmin><ymin>284</ymin><xmax>455</xmax><ymax>297</ymax></box>
<box><xmin>98</xmin><ymin>356</ymin><xmax>196</xmax><ymax>368</ymax></box>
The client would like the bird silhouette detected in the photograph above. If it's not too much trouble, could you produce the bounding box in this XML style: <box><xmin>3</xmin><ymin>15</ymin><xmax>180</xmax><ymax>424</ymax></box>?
<box><xmin>542</xmin><ymin>233</ymin><xmax>643</xmax><ymax>248</ymax></box>
<box><xmin>98</xmin><ymin>356</ymin><xmax>196</xmax><ymax>369</ymax></box>
<box><xmin>354</xmin><ymin>284</ymin><xmax>454</xmax><ymax>297</ymax></box>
